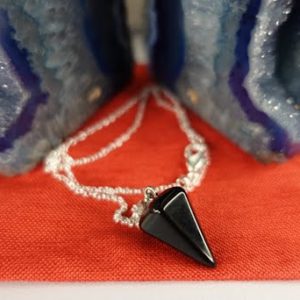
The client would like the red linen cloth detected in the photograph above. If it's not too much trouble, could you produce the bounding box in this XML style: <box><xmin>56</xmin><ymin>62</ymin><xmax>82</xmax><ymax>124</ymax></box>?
<box><xmin>0</xmin><ymin>67</ymin><xmax>299</xmax><ymax>281</ymax></box>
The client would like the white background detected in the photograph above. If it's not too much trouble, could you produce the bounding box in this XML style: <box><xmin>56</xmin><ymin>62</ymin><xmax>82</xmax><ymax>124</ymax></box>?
<box><xmin>0</xmin><ymin>282</ymin><xmax>300</xmax><ymax>300</ymax></box>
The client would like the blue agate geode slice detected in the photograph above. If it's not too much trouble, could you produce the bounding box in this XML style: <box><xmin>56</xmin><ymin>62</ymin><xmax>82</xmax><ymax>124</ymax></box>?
<box><xmin>151</xmin><ymin>0</ymin><xmax>300</xmax><ymax>161</ymax></box>
<box><xmin>0</xmin><ymin>0</ymin><xmax>132</xmax><ymax>175</ymax></box>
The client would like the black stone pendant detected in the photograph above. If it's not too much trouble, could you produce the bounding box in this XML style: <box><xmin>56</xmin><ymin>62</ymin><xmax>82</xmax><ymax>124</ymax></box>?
<box><xmin>140</xmin><ymin>187</ymin><xmax>216</xmax><ymax>267</ymax></box>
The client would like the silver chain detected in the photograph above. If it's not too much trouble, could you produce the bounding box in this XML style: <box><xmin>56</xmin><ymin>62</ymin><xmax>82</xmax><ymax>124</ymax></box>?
<box><xmin>44</xmin><ymin>86</ymin><xmax>210</xmax><ymax>228</ymax></box>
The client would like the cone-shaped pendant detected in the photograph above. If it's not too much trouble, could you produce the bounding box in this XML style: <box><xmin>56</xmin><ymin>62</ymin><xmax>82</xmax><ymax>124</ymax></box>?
<box><xmin>140</xmin><ymin>187</ymin><xmax>216</xmax><ymax>267</ymax></box>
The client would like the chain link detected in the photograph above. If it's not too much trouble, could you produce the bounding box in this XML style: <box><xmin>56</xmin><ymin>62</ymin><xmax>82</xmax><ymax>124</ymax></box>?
<box><xmin>44</xmin><ymin>86</ymin><xmax>210</xmax><ymax>228</ymax></box>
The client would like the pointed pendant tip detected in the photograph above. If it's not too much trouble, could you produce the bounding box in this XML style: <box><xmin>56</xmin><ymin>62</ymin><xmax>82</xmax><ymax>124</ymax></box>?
<box><xmin>199</xmin><ymin>246</ymin><xmax>217</xmax><ymax>268</ymax></box>
<box><xmin>194</xmin><ymin>250</ymin><xmax>216</xmax><ymax>268</ymax></box>
<box><xmin>203</xmin><ymin>257</ymin><xmax>216</xmax><ymax>268</ymax></box>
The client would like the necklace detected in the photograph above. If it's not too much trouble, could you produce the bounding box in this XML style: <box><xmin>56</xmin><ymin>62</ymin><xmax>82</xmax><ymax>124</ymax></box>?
<box><xmin>44</xmin><ymin>86</ymin><xmax>216</xmax><ymax>267</ymax></box>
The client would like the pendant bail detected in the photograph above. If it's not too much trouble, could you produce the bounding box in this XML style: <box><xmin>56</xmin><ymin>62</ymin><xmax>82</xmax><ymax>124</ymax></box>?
<box><xmin>143</xmin><ymin>187</ymin><xmax>157</xmax><ymax>206</ymax></box>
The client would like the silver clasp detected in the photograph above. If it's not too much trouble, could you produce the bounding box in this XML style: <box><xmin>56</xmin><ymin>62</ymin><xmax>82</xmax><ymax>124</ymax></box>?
<box><xmin>185</xmin><ymin>142</ymin><xmax>206</xmax><ymax>172</ymax></box>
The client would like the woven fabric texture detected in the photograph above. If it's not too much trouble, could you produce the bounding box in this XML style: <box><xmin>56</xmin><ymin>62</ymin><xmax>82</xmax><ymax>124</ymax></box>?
<box><xmin>0</xmin><ymin>68</ymin><xmax>299</xmax><ymax>281</ymax></box>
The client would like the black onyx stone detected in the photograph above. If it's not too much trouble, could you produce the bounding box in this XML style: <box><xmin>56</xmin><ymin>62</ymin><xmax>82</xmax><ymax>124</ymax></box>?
<box><xmin>140</xmin><ymin>187</ymin><xmax>216</xmax><ymax>267</ymax></box>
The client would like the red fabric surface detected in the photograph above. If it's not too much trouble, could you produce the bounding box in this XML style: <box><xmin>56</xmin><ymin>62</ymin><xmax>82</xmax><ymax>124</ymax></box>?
<box><xmin>0</xmin><ymin>68</ymin><xmax>300</xmax><ymax>281</ymax></box>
